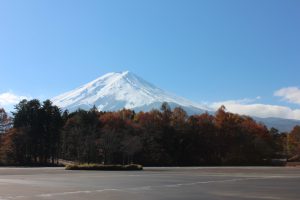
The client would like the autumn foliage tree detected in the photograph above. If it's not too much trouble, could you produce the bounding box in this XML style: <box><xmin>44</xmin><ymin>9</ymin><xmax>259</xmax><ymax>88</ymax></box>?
<box><xmin>0</xmin><ymin>101</ymin><xmax>289</xmax><ymax>166</ymax></box>
<box><xmin>0</xmin><ymin>99</ymin><xmax>63</xmax><ymax>165</ymax></box>
<box><xmin>287</xmin><ymin>126</ymin><xmax>300</xmax><ymax>159</ymax></box>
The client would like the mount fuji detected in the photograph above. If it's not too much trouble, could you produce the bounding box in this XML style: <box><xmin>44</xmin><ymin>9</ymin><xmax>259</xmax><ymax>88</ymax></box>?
<box><xmin>52</xmin><ymin>71</ymin><xmax>300</xmax><ymax>132</ymax></box>
<box><xmin>52</xmin><ymin>71</ymin><xmax>209</xmax><ymax>114</ymax></box>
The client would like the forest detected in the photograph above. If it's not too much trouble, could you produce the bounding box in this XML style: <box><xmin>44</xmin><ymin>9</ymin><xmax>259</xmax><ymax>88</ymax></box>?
<box><xmin>0</xmin><ymin>99</ymin><xmax>299</xmax><ymax>166</ymax></box>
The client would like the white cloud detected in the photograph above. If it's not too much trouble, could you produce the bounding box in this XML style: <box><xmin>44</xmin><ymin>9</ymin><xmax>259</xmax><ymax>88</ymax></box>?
<box><xmin>210</xmin><ymin>99</ymin><xmax>300</xmax><ymax>120</ymax></box>
<box><xmin>274</xmin><ymin>87</ymin><xmax>300</xmax><ymax>105</ymax></box>
<box><xmin>0</xmin><ymin>92</ymin><xmax>29</xmax><ymax>108</ymax></box>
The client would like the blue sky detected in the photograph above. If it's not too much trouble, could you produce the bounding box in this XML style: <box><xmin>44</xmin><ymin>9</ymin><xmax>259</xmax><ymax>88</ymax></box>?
<box><xmin>0</xmin><ymin>0</ymin><xmax>300</xmax><ymax>119</ymax></box>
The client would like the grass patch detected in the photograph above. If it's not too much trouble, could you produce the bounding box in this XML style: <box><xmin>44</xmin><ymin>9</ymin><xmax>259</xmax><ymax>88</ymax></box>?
<box><xmin>65</xmin><ymin>163</ymin><xmax>143</xmax><ymax>171</ymax></box>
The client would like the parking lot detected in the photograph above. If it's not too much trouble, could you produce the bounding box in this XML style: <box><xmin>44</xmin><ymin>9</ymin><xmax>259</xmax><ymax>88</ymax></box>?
<box><xmin>0</xmin><ymin>167</ymin><xmax>299</xmax><ymax>200</ymax></box>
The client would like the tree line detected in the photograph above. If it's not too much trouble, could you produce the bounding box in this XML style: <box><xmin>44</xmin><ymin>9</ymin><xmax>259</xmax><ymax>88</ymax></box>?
<box><xmin>0</xmin><ymin>99</ymin><xmax>299</xmax><ymax>166</ymax></box>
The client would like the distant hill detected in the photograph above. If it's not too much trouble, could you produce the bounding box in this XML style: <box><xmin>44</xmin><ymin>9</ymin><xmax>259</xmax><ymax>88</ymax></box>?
<box><xmin>253</xmin><ymin>116</ymin><xmax>300</xmax><ymax>133</ymax></box>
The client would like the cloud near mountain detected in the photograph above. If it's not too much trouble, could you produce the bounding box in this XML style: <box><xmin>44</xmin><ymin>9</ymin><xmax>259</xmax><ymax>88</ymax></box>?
<box><xmin>210</xmin><ymin>99</ymin><xmax>300</xmax><ymax>120</ymax></box>
<box><xmin>210</xmin><ymin>87</ymin><xmax>300</xmax><ymax>120</ymax></box>
<box><xmin>274</xmin><ymin>87</ymin><xmax>300</xmax><ymax>105</ymax></box>
<box><xmin>0</xmin><ymin>91</ymin><xmax>29</xmax><ymax>108</ymax></box>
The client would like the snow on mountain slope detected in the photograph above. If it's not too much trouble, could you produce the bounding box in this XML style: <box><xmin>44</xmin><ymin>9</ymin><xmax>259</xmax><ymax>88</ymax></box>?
<box><xmin>52</xmin><ymin>71</ymin><xmax>209</xmax><ymax>113</ymax></box>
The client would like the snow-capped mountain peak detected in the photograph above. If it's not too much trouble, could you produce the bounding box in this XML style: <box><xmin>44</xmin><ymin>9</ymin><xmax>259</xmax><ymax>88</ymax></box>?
<box><xmin>52</xmin><ymin>71</ymin><xmax>208</xmax><ymax>113</ymax></box>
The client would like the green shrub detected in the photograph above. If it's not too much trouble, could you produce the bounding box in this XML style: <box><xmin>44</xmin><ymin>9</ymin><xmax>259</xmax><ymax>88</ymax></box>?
<box><xmin>65</xmin><ymin>164</ymin><xmax>143</xmax><ymax>171</ymax></box>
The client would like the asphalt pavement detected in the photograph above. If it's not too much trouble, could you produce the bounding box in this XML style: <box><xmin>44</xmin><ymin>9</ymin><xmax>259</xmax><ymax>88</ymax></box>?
<box><xmin>0</xmin><ymin>166</ymin><xmax>299</xmax><ymax>200</ymax></box>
